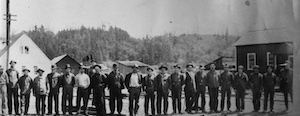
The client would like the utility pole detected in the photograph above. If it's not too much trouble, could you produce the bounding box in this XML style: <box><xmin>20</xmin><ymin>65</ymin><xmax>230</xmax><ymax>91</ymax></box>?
<box><xmin>3</xmin><ymin>0</ymin><xmax>16</xmax><ymax>70</ymax></box>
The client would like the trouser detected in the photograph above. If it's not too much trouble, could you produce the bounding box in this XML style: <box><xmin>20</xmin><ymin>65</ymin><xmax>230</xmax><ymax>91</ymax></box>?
<box><xmin>76</xmin><ymin>87</ymin><xmax>89</xmax><ymax>113</ymax></box>
<box><xmin>20</xmin><ymin>94</ymin><xmax>30</xmax><ymax>115</ymax></box>
<box><xmin>109</xmin><ymin>90</ymin><xmax>123</xmax><ymax>114</ymax></box>
<box><xmin>35</xmin><ymin>94</ymin><xmax>46</xmax><ymax>114</ymax></box>
<box><xmin>0</xmin><ymin>85</ymin><xmax>7</xmax><ymax>115</ymax></box>
<box><xmin>236</xmin><ymin>88</ymin><xmax>245</xmax><ymax>110</ymax></box>
<box><xmin>283</xmin><ymin>91</ymin><xmax>292</xmax><ymax>109</ymax></box>
<box><xmin>185</xmin><ymin>89</ymin><xmax>196</xmax><ymax>112</ymax></box>
<box><xmin>48</xmin><ymin>92</ymin><xmax>59</xmax><ymax>114</ymax></box>
<box><xmin>157</xmin><ymin>92</ymin><xmax>168</xmax><ymax>115</ymax></box>
<box><xmin>62</xmin><ymin>88</ymin><xmax>73</xmax><ymax>114</ymax></box>
<box><xmin>128</xmin><ymin>87</ymin><xmax>141</xmax><ymax>116</ymax></box>
<box><xmin>7</xmin><ymin>87</ymin><xmax>19</xmax><ymax>114</ymax></box>
<box><xmin>208</xmin><ymin>87</ymin><xmax>219</xmax><ymax>111</ymax></box>
<box><xmin>264</xmin><ymin>89</ymin><xmax>274</xmax><ymax>111</ymax></box>
<box><xmin>195</xmin><ymin>86</ymin><xmax>206</xmax><ymax>111</ymax></box>
<box><xmin>94</xmin><ymin>88</ymin><xmax>106</xmax><ymax>116</ymax></box>
<box><xmin>252</xmin><ymin>89</ymin><xmax>261</xmax><ymax>111</ymax></box>
<box><xmin>220</xmin><ymin>87</ymin><xmax>231</xmax><ymax>111</ymax></box>
<box><xmin>144</xmin><ymin>92</ymin><xmax>155</xmax><ymax>115</ymax></box>
<box><xmin>172</xmin><ymin>89</ymin><xmax>181</xmax><ymax>113</ymax></box>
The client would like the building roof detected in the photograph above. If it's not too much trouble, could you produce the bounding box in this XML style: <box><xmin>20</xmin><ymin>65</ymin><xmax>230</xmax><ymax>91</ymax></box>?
<box><xmin>0</xmin><ymin>32</ymin><xmax>26</xmax><ymax>57</ymax></box>
<box><xmin>234</xmin><ymin>28</ymin><xmax>299</xmax><ymax>46</ymax></box>
<box><xmin>117</xmin><ymin>60</ymin><xmax>149</xmax><ymax>67</ymax></box>
<box><xmin>51</xmin><ymin>54</ymin><xmax>68</xmax><ymax>64</ymax></box>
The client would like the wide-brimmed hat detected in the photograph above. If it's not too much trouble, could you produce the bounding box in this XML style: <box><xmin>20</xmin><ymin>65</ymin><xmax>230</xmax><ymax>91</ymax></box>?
<box><xmin>23</xmin><ymin>68</ymin><xmax>30</xmax><ymax>72</ymax></box>
<box><xmin>253</xmin><ymin>65</ymin><xmax>260</xmax><ymax>69</ymax></box>
<box><xmin>65</xmin><ymin>64</ymin><xmax>71</xmax><ymax>69</ymax></box>
<box><xmin>131</xmin><ymin>64</ymin><xmax>139</xmax><ymax>68</ymax></box>
<box><xmin>173</xmin><ymin>64</ymin><xmax>181</xmax><ymax>69</ymax></box>
<box><xmin>36</xmin><ymin>68</ymin><xmax>44</xmax><ymax>73</ymax></box>
<box><xmin>147</xmin><ymin>67</ymin><xmax>154</xmax><ymax>71</ymax></box>
<box><xmin>186</xmin><ymin>63</ymin><xmax>194</xmax><ymax>68</ymax></box>
<box><xmin>9</xmin><ymin>60</ymin><xmax>17</xmax><ymax>64</ymax></box>
<box><xmin>238</xmin><ymin>65</ymin><xmax>244</xmax><ymax>69</ymax></box>
<box><xmin>93</xmin><ymin>64</ymin><xmax>102</xmax><ymax>69</ymax></box>
<box><xmin>159</xmin><ymin>65</ymin><xmax>168</xmax><ymax>70</ymax></box>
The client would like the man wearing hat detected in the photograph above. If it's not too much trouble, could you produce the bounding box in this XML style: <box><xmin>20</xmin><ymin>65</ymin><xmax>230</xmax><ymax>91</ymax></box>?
<box><xmin>61</xmin><ymin>64</ymin><xmax>76</xmax><ymax>115</ymax></box>
<box><xmin>142</xmin><ymin>67</ymin><xmax>156</xmax><ymax>115</ymax></box>
<box><xmin>205</xmin><ymin>63</ymin><xmax>220</xmax><ymax>113</ymax></box>
<box><xmin>279</xmin><ymin>61</ymin><xmax>293</xmax><ymax>110</ymax></box>
<box><xmin>249</xmin><ymin>65</ymin><xmax>263</xmax><ymax>112</ymax></box>
<box><xmin>184</xmin><ymin>63</ymin><xmax>196</xmax><ymax>114</ymax></box>
<box><xmin>155</xmin><ymin>65</ymin><xmax>171</xmax><ymax>115</ymax></box>
<box><xmin>33</xmin><ymin>68</ymin><xmax>48</xmax><ymax>115</ymax></box>
<box><xmin>233</xmin><ymin>65</ymin><xmax>249</xmax><ymax>112</ymax></box>
<box><xmin>88</xmin><ymin>60</ymin><xmax>97</xmax><ymax>107</ymax></box>
<box><xmin>125</xmin><ymin>64</ymin><xmax>142</xmax><ymax>116</ymax></box>
<box><xmin>194</xmin><ymin>65</ymin><xmax>206</xmax><ymax>113</ymax></box>
<box><xmin>18</xmin><ymin>68</ymin><xmax>32</xmax><ymax>115</ymax></box>
<box><xmin>107</xmin><ymin>63</ymin><xmax>125</xmax><ymax>115</ymax></box>
<box><xmin>170</xmin><ymin>64</ymin><xmax>184</xmax><ymax>114</ymax></box>
<box><xmin>6</xmin><ymin>60</ymin><xmax>19</xmax><ymax>115</ymax></box>
<box><xmin>0</xmin><ymin>66</ymin><xmax>9</xmax><ymax>115</ymax></box>
<box><xmin>75</xmin><ymin>65</ymin><xmax>90</xmax><ymax>115</ymax></box>
<box><xmin>263</xmin><ymin>65</ymin><xmax>277</xmax><ymax>112</ymax></box>
<box><xmin>46</xmin><ymin>64</ymin><xmax>62</xmax><ymax>115</ymax></box>
<box><xmin>220</xmin><ymin>64</ymin><xmax>234</xmax><ymax>112</ymax></box>
<box><xmin>91</xmin><ymin>64</ymin><xmax>107</xmax><ymax>115</ymax></box>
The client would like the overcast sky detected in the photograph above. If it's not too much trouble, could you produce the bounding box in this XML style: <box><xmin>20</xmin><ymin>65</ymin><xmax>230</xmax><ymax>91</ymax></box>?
<box><xmin>0</xmin><ymin>0</ymin><xmax>298</xmax><ymax>38</ymax></box>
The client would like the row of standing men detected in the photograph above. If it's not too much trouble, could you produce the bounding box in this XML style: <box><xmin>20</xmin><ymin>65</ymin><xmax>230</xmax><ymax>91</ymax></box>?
<box><xmin>0</xmin><ymin>60</ymin><xmax>293</xmax><ymax>116</ymax></box>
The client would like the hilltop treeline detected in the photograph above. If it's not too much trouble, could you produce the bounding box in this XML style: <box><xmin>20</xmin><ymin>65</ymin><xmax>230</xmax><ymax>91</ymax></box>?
<box><xmin>26</xmin><ymin>25</ymin><xmax>239</xmax><ymax>65</ymax></box>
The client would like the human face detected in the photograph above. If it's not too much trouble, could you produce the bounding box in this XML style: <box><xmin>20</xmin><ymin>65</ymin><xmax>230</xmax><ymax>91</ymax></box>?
<box><xmin>52</xmin><ymin>68</ymin><xmax>57</xmax><ymax>73</ymax></box>
<box><xmin>254</xmin><ymin>68</ymin><xmax>259</xmax><ymax>73</ymax></box>
<box><xmin>24</xmin><ymin>71</ymin><xmax>29</xmax><ymax>76</ymax></box>
<box><xmin>10</xmin><ymin>63</ymin><xmax>15</xmax><ymax>68</ymax></box>
<box><xmin>210</xmin><ymin>64</ymin><xmax>216</xmax><ymax>71</ymax></box>
<box><xmin>267</xmin><ymin>67</ymin><xmax>273</xmax><ymax>73</ymax></box>
<box><xmin>132</xmin><ymin>67</ymin><xmax>138</xmax><ymax>73</ymax></box>
<box><xmin>38</xmin><ymin>71</ymin><xmax>43</xmax><ymax>76</ymax></box>
<box><xmin>79</xmin><ymin>68</ymin><xmax>85</xmax><ymax>73</ymax></box>
<box><xmin>238</xmin><ymin>68</ymin><xmax>243</xmax><ymax>73</ymax></box>
<box><xmin>175</xmin><ymin>67</ymin><xmax>180</xmax><ymax>73</ymax></box>
<box><xmin>65</xmin><ymin>68</ymin><xmax>71</xmax><ymax>73</ymax></box>
<box><xmin>147</xmin><ymin>69</ymin><xmax>153</xmax><ymax>75</ymax></box>
<box><xmin>95</xmin><ymin>67</ymin><xmax>101</xmax><ymax>73</ymax></box>
<box><xmin>187</xmin><ymin>66</ymin><xmax>193</xmax><ymax>72</ymax></box>
<box><xmin>161</xmin><ymin>68</ymin><xmax>167</xmax><ymax>74</ymax></box>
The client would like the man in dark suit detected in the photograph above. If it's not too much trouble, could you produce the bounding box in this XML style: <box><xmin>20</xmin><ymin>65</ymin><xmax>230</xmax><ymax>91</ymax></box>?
<box><xmin>279</xmin><ymin>61</ymin><xmax>293</xmax><ymax>110</ymax></box>
<box><xmin>249</xmin><ymin>65</ymin><xmax>263</xmax><ymax>112</ymax></box>
<box><xmin>233</xmin><ymin>65</ymin><xmax>249</xmax><ymax>112</ymax></box>
<box><xmin>125</xmin><ymin>64</ymin><xmax>142</xmax><ymax>116</ymax></box>
<box><xmin>156</xmin><ymin>65</ymin><xmax>171</xmax><ymax>115</ymax></box>
<box><xmin>91</xmin><ymin>64</ymin><xmax>107</xmax><ymax>116</ymax></box>
<box><xmin>18</xmin><ymin>68</ymin><xmax>32</xmax><ymax>115</ymax></box>
<box><xmin>61</xmin><ymin>64</ymin><xmax>76</xmax><ymax>115</ymax></box>
<box><xmin>107</xmin><ymin>64</ymin><xmax>125</xmax><ymax>115</ymax></box>
<box><xmin>220</xmin><ymin>64</ymin><xmax>234</xmax><ymax>112</ymax></box>
<box><xmin>142</xmin><ymin>67</ymin><xmax>156</xmax><ymax>116</ymax></box>
<box><xmin>205</xmin><ymin>63</ymin><xmax>220</xmax><ymax>113</ymax></box>
<box><xmin>170</xmin><ymin>64</ymin><xmax>184</xmax><ymax>114</ymax></box>
<box><xmin>194</xmin><ymin>65</ymin><xmax>206</xmax><ymax>113</ymax></box>
<box><xmin>46</xmin><ymin>65</ymin><xmax>62</xmax><ymax>115</ymax></box>
<box><xmin>184</xmin><ymin>63</ymin><xmax>196</xmax><ymax>114</ymax></box>
<box><xmin>6</xmin><ymin>60</ymin><xmax>19</xmax><ymax>115</ymax></box>
<box><xmin>263</xmin><ymin>65</ymin><xmax>277</xmax><ymax>112</ymax></box>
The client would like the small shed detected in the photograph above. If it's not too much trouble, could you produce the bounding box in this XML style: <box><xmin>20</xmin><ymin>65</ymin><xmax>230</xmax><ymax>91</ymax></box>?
<box><xmin>117</xmin><ymin>61</ymin><xmax>149</xmax><ymax>75</ymax></box>
<box><xmin>51</xmin><ymin>54</ymin><xmax>81</xmax><ymax>74</ymax></box>
<box><xmin>204</xmin><ymin>56</ymin><xmax>236</xmax><ymax>70</ymax></box>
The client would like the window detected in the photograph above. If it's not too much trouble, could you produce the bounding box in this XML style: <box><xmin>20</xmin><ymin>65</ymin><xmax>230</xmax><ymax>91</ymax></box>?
<box><xmin>267</xmin><ymin>52</ymin><xmax>277</xmax><ymax>67</ymax></box>
<box><xmin>24</xmin><ymin>46</ymin><xmax>29</xmax><ymax>54</ymax></box>
<box><xmin>247</xmin><ymin>53</ymin><xmax>256</xmax><ymax>70</ymax></box>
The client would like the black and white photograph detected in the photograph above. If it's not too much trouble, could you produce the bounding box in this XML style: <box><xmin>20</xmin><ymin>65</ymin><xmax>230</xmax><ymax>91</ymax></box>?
<box><xmin>0</xmin><ymin>0</ymin><xmax>300</xmax><ymax>116</ymax></box>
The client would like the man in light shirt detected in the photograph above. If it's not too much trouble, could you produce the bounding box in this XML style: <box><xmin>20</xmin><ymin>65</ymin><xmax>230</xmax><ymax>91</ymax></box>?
<box><xmin>0</xmin><ymin>66</ymin><xmax>9</xmax><ymax>115</ymax></box>
<box><xmin>125</xmin><ymin>64</ymin><xmax>142</xmax><ymax>116</ymax></box>
<box><xmin>75</xmin><ymin>65</ymin><xmax>90</xmax><ymax>115</ymax></box>
<box><xmin>6</xmin><ymin>60</ymin><xmax>19</xmax><ymax>115</ymax></box>
<box><xmin>33</xmin><ymin>68</ymin><xmax>49</xmax><ymax>115</ymax></box>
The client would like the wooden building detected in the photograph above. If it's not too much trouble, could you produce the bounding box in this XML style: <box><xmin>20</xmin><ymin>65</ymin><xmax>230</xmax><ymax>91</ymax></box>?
<box><xmin>204</xmin><ymin>56</ymin><xmax>235</xmax><ymax>70</ymax></box>
<box><xmin>233</xmin><ymin>28</ymin><xmax>296</xmax><ymax>74</ymax></box>
<box><xmin>51</xmin><ymin>54</ymin><xmax>81</xmax><ymax>74</ymax></box>
<box><xmin>117</xmin><ymin>60</ymin><xmax>149</xmax><ymax>75</ymax></box>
